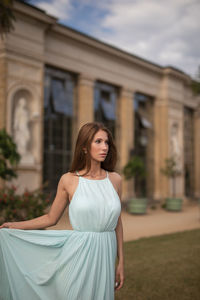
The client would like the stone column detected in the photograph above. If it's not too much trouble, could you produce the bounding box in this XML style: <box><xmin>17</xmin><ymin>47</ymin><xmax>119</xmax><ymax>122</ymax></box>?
<box><xmin>76</xmin><ymin>74</ymin><xmax>95</xmax><ymax>131</ymax></box>
<box><xmin>116</xmin><ymin>87</ymin><xmax>134</xmax><ymax>201</ymax></box>
<box><xmin>153</xmin><ymin>99</ymin><xmax>169</xmax><ymax>201</ymax></box>
<box><xmin>193</xmin><ymin>104</ymin><xmax>200</xmax><ymax>199</ymax></box>
<box><xmin>73</xmin><ymin>74</ymin><xmax>95</xmax><ymax>153</ymax></box>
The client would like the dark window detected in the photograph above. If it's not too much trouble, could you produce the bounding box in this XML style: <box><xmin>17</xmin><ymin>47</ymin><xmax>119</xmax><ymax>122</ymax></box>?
<box><xmin>133</xmin><ymin>92</ymin><xmax>154</xmax><ymax>198</ymax></box>
<box><xmin>184</xmin><ymin>107</ymin><xmax>194</xmax><ymax>198</ymax></box>
<box><xmin>43</xmin><ymin>67</ymin><xmax>75</xmax><ymax>200</ymax></box>
<box><xmin>94</xmin><ymin>82</ymin><xmax>117</xmax><ymax>138</ymax></box>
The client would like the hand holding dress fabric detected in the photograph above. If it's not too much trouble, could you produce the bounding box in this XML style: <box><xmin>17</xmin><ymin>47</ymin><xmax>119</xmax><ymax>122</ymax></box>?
<box><xmin>0</xmin><ymin>171</ymin><xmax>122</xmax><ymax>300</ymax></box>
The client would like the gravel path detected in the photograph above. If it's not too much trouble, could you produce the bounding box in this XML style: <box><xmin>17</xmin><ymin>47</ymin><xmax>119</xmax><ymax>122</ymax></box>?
<box><xmin>47</xmin><ymin>202</ymin><xmax>200</xmax><ymax>242</ymax></box>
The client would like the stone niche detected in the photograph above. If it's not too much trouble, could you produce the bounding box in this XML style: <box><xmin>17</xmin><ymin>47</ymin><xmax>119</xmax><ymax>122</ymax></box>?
<box><xmin>5</xmin><ymin>85</ymin><xmax>42</xmax><ymax>194</ymax></box>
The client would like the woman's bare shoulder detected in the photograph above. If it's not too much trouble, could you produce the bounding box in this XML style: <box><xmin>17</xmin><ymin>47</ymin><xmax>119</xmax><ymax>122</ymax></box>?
<box><xmin>62</xmin><ymin>171</ymin><xmax>77</xmax><ymax>179</ymax></box>
<box><xmin>108</xmin><ymin>171</ymin><xmax>122</xmax><ymax>196</ymax></box>
<box><xmin>60</xmin><ymin>172</ymin><xmax>78</xmax><ymax>188</ymax></box>
<box><xmin>108</xmin><ymin>171</ymin><xmax>122</xmax><ymax>182</ymax></box>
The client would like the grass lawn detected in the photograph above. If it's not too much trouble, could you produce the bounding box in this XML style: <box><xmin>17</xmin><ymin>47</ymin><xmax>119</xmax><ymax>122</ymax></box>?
<box><xmin>115</xmin><ymin>228</ymin><xmax>200</xmax><ymax>300</ymax></box>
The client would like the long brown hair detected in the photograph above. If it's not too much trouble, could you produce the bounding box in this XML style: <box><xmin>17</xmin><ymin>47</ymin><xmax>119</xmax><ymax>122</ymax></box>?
<box><xmin>69</xmin><ymin>122</ymin><xmax>117</xmax><ymax>175</ymax></box>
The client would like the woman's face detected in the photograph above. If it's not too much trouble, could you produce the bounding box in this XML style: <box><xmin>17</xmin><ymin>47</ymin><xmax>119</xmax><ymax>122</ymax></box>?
<box><xmin>89</xmin><ymin>130</ymin><xmax>109</xmax><ymax>162</ymax></box>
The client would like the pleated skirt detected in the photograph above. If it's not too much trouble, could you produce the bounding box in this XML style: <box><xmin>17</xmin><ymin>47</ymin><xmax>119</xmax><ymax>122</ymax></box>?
<box><xmin>0</xmin><ymin>228</ymin><xmax>117</xmax><ymax>300</ymax></box>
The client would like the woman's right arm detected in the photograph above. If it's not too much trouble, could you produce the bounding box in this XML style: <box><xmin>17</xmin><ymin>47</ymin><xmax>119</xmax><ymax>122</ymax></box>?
<box><xmin>0</xmin><ymin>174</ymin><xmax>69</xmax><ymax>230</ymax></box>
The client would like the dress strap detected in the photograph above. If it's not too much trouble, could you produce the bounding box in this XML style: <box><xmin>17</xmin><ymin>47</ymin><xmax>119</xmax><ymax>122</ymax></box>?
<box><xmin>76</xmin><ymin>170</ymin><xmax>108</xmax><ymax>178</ymax></box>
<box><xmin>76</xmin><ymin>171</ymin><xmax>80</xmax><ymax>177</ymax></box>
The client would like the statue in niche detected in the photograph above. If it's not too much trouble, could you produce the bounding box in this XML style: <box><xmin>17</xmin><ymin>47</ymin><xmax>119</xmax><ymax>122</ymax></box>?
<box><xmin>13</xmin><ymin>97</ymin><xmax>34</xmax><ymax>164</ymax></box>
<box><xmin>170</xmin><ymin>122</ymin><xmax>182</xmax><ymax>172</ymax></box>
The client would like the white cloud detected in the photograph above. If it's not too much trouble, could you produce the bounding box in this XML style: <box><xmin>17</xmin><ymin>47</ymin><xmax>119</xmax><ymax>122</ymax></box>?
<box><xmin>36</xmin><ymin>0</ymin><xmax>72</xmax><ymax>20</ymax></box>
<box><xmin>91</xmin><ymin>0</ymin><xmax>200</xmax><ymax>76</ymax></box>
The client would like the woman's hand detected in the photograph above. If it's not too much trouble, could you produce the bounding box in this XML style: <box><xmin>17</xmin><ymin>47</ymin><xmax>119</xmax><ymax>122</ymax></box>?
<box><xmin>0</xmin><ymin>222</ymin><xmax>15</xmax><ymax>229</ymax></box>
<box><xmin>115</xmin><ymin>262</ymin><xmax>124</xmax><ymax>291</ymax></box>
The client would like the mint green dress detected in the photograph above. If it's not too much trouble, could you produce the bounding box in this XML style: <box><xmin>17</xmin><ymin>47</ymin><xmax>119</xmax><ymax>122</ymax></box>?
<box><xmin>0</xmin><ymin>171</ymin><xmax>121</xmax><ymax>300</ymax></box>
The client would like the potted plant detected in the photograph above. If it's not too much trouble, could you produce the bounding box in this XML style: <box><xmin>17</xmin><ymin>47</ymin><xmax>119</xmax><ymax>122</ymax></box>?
<box><xmin>160</xmin><ymin>156</ymin><xmax>182</xmax><ymax>211</ymax></box>
<box><xmin>123</xmin><ymin>155</ymin><xmax>148</xmax><ymax>214</ymax></box>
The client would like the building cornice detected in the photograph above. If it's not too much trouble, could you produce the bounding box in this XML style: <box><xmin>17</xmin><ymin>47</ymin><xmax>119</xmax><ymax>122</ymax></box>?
<box><xmin>13</xmin><ymin>1</ymin><xmax>191</xmax><ymax>84</ymax></box>
<box><xmin>14</xmin><ymin>0</ymin><xmax>57</xmax><ymax>26</ymax></box>
<box><xmin>52</xmin><ymin>24</ymin><xmax>163</xmax><ymax>75</ymax></box>
<box><xmin>163</xmin><ymin>67</ymin><xmax>191</xmax><ymax>84</ymax></box>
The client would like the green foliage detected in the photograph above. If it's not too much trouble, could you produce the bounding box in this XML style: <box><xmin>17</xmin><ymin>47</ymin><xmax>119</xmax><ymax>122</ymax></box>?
<box><xmin>160</xmin><ymin>156</ymin><xmax>182</xmax><ymax>198</ymax></box>
<box><xmin>191</xmin><ymin>79</ymin><xmax>200</xmax><ymax>95</ymax></box>
<box><xmin>161</xmin><ymin>202</ymin><xmax>166</xmax><ymax>209</ymax></box>
<box><xmin>123</xmin><ymin>155</ymin><xmax>146</xmax><ymax>180</ymax></box>
<box><xmin>160</xmin><ymin>156</ymin><xmax>181</xmax><ymax>179</ymax></box>
<box><xmin>191</xmin><ymin>66</ymin><xmax>200</xmax><ymax>95</ymax></box>
<box><xmin>0</xmin><ymin>128</ymin><xmax>20</xmax><ymax>180</ymax></box>
<box><xmin>0</xmin><ymin>0</ymin><xmax>16</xmax><ymax>38</ymax></box>
<box><xmin>0</xmin><ymin>128</ymin><xmax>51</xmax><ymax>223</ymax></box>
<box><xmin>150</xmin><ymin>204</ymin><xmax>157</xmax><ymax>210</ymax></box>
<box><xmin>0</xmin><ymin>0</ymin><xmax>31</xmax><ymax>38</ymax></box>
<box><xmin>0</xmin><ymin>184</ymin><xmax>51</xmax><ymax>223</ymax></box>
<box><xmin>123</xmin><ymin>155</ymin><xmax>146</xmax><ymax>197</ymax></box>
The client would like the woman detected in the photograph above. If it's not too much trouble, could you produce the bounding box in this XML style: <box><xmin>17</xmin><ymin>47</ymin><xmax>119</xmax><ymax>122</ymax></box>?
<box><xmin>0</xmin><ymin>122</ymin><xmax>124</xmax><ymax>300</ymax></box>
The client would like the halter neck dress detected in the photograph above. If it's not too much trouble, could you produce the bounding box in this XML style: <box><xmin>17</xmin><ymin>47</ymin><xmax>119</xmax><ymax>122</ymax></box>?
<box><xmin>0</xmin><ymin>171</ymin><xmax>121</xmax><ymax>300</ymax></box>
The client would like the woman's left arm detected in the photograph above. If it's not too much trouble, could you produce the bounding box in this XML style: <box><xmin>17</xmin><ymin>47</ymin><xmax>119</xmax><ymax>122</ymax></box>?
<box><xmin>115</xmin><ymin>174</ymin><xmax>124</xmax><ymax>291</ymax></box>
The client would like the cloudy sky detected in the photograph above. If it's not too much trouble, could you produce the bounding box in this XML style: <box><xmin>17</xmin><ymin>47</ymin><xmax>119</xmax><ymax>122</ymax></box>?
<box><xmin>30</xmin><ymin>0</ymin><xmax>200</xmax><ymax>78</ymax></box>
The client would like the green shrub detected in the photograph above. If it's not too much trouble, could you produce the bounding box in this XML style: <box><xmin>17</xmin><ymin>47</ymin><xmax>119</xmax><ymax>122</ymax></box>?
<box><xmin>160</xmin><ymin>156</ymin><xmax>182</xmax><ymax>198</ymax></box>
<box><xmin>0</xmin><ymin>128</ymin><xmax>20</xmax><ymax>180</ymax></box>
<box><xmin>0</xmin><ymin>184</ymin><xmax>51</xmax><ymax>223</ymax></box>
<box><xmin>123</xmin><ymin>155</ymin><xmax>146</xmax><ymax>197</ymax></box>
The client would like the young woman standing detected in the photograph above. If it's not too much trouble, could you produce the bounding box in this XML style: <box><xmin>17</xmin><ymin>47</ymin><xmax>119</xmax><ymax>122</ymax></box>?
<box><xmin>0</xmin><ymin>122</ymin><xmax>124</xmax><ymax>300</ymax></box>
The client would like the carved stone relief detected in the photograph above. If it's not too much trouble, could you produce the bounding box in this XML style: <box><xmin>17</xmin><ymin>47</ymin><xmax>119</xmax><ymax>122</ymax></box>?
<box><xmin>12</xmin><ymin>90</ymin><xmax>35</xmax><ymax>166</ymax></box>
<box><xmin>170</xmin><ymin>121</ymin><xmax>182</xmax><ymax>172</ymax></box>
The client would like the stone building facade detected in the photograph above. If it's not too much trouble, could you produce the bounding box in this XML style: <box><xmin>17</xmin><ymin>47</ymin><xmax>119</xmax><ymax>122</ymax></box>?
<box><xmin>0</xmin><ymin>1</ymin><xmax>200</xmax><ymax>203</ymax></box>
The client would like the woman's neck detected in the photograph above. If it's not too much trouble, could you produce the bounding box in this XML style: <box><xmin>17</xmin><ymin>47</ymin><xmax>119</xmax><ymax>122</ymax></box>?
<box><xmin>80</xmin><ymin>162</ymin><xmax>105</xmax><ymax>178</ymax></box>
